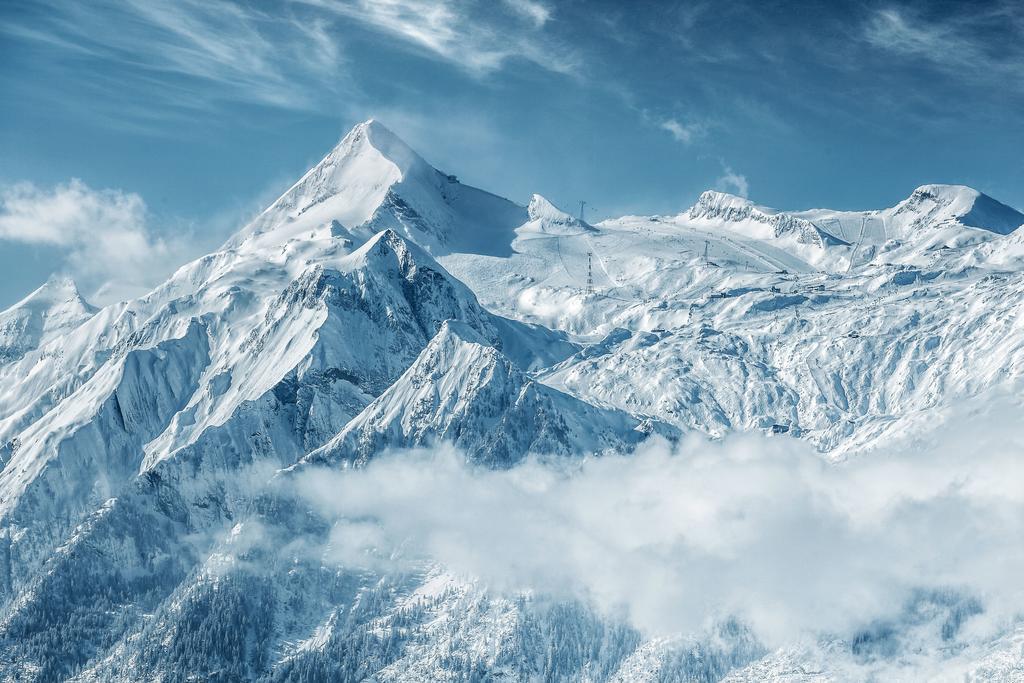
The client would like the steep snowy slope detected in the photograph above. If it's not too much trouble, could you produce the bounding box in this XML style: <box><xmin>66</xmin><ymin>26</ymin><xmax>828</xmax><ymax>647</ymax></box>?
<box><xmin>307</xmin><ymin>320</ymin><xmax>650</xmax><ymax>468</ymax></box>
<box><xmin>231</xmin><ymin>119</ymin><xmax>527</xmax><ymax>257</ymax></box>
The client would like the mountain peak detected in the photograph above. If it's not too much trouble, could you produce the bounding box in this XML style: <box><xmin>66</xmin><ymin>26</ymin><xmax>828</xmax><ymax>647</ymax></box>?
<box><xmin>687</xmin><ymin>190</ymin><xmax>835</xmax><ymax>248</ymax></box>
<box><xmin>313</xmin><ymin>118</ymin><xmax>430</xmax><ymax>191</ymax></box>
<box><xmin>697</xmin><ymin>189</ymin><xmax>749</xmax><ymax>203</ymax></box>
<box><xmin>911</xmin><ymin>183</ymin><xmax>976</xmax><ymax>197</ymax></box>
<box><xmin>0</xmin><ymin>274</ymin><xmax>96</xmax><ymax>361</ymax></box>
<box><xmin>339</xmin><ymin>119</ymin><xmax>426</xmax><ymax>178</ymax></box>
<box><xmin>9</xmin><ymin>274</ymin><xmax>93</xmax><ymax>315</ymax></box>
<box><xmin>690</xmin><ymin>190</ymin><xmax>759</xmax><ymax>215</ymax></box>
<box><xmin>234</xmin><ymin>120</ymin><xmax>432</xmax><ymax>247</ymax></box>
<box><xmin>348</xmin><ymin>228</ymin><xmax>418</xmax><ymax>266</ymax></box>
<box><xmin>895</xmin><ymin>184</ymin><xmax>1023</xmax><ymax>235</ymax></box>
<box><xmin>520</xmin><ymin>194</ymin><xmax>593</xmax><ymax>235</ymax></box>
<box><xmin>435</xmin><ymin>318</ymin><xmax>489</xmax><ymax>347</ymax></box>
<box><xmin>905</xmin><ymin>184</ymin><xmax>981</xmax><ymax>213</ymax></box>
<box><xmin>528</xmin><ymin>194</ymin><xmax>574</xmax><ymax>222</ymax></box>
<box><xmin>688</xmin><ymin>190</ymin><xmax>777</xmax><ymax>222</ymax></box>
<box><xmin>228</xmin><ymin>117</ymin><xmax>529</xmax><ymax>258</ymax></box>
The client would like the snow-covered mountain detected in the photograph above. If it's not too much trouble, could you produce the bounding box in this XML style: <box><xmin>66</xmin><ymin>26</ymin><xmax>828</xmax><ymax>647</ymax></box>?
<box><xmin>0</xmin><ymin>275</ymin><xmax>96</xmax><ymax>363</ymax></box>
<box><xmin>305</xmin><ymin>319</ymin><xmax>649</xmax><ymax>468</ymax></box>
<box><xmin>688</xmin><ymin>190</ymin><xmax>846</xmax><ymax>249</ymax></box>
<box><xmin>231</xmin><ymin>120</ymin><xmax>527</xmax><ymax>258</ymax></box>
<box><xmin>1</xmin><ymin>119</ymin><xmax>1022</xmax><ymax>681</ymax></box>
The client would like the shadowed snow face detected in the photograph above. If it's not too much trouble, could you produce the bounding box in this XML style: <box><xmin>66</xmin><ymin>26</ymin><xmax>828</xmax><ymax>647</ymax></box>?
<box><xmin>297</xmin><ymin>390</ymin><xmax>1024</xmax><ymax>647</ymax></box>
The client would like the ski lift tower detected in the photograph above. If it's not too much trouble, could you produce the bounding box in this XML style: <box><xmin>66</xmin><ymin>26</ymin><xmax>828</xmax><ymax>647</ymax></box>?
<box><xmin>586</xmin><ymin>251</ymin><xmax>594</xmax><ymax>294</ymax></box>
<box><xmin>579</xmin><ymin>200</ymin><xmax>594</xmax><ymax>294</ymax></box>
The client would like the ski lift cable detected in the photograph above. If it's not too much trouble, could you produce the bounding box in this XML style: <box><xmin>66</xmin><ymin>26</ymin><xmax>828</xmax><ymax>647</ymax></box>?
<box><xmin>845</xmin><ymin>217</ymin><xmax>868</xmax><ymax>275</ymax></box>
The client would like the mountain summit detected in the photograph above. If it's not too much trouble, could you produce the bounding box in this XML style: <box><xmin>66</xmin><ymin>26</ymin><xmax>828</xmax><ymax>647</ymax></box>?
<box><xmin>232</xmin><ymin>119</ymin><xmax>527</xmax><ymax>257</ymax></box>
<box><xmin>890</xmin><ymin>184</ymin><xmax>1024</xmax><ymax>235</ymax></box>
<box><xmin>0</xmin><ymin>274</ymin><xmax>96</xmax><ymax>362</ymax></box>
<box><xmin>269</xmin><ymin>120</ymin><xmax>429</xmax><ymax>226</ymax></box>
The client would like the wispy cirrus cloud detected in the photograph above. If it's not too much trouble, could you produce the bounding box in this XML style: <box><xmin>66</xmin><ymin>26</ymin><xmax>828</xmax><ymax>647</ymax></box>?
<box><xmin>297</xmin><ymin>0</ymin><xmax>578</xmax><ymax>76</ymax></box>
<box><xmin>863</xmin><ymin>4</ymin><xmax>1024</xmax><ymax>93</ymax></box>
<box><xmin>501</xmin><ymin>0</ymin><xmax>552</xmax><ymax>28</ymax></box>
<box><xmin>659</xmin><ymin>118</ymin><xmax>705</xmax><ymax>145</ymax></box>
<box><xmin>2</xmin><ymin>0</ymin><xmax>348</xmax><ymax>112</ymax></box>
<box><xmin>2</xmin><ymin>0</ymin><xmax>577</xmax><ymax>126</ymax></box>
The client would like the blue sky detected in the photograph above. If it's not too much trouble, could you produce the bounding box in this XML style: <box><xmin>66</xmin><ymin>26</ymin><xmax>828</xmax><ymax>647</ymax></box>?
<box><xmin>1</xmin><ymin>0</ymin><xmax>1022</xmax><ymax>306</ymax></box>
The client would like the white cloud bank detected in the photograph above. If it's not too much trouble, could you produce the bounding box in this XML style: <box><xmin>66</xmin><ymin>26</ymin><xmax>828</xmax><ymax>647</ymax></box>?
<box><xmin>0</xmin><ymin>179</ymin><xmax>199</xmax><ymax>304</ymax></box>
<box><xmin>298</xmin><ymin>393</ymin><xmax>1024</xmax><ymax>649</ymax></box>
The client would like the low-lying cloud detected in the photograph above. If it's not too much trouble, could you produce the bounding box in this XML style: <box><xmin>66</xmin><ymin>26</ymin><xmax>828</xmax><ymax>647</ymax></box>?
<box><xmin>0</xmin><ymin>179</ymin><xmax>202</xmax><ymax>304</ymax></box>
<box><xmin>297</xmin><ymin>394</ymin><xmax>1024</xmax><ymax>648</ymax></box>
